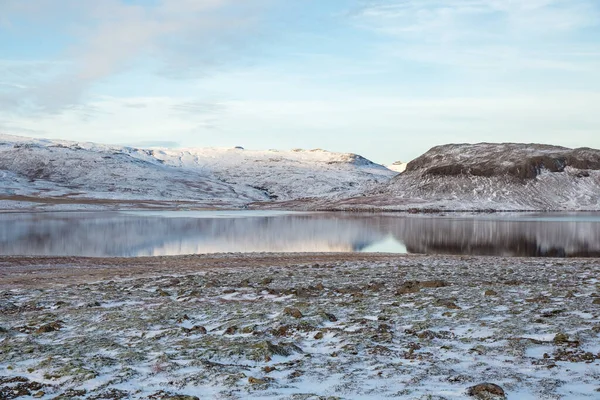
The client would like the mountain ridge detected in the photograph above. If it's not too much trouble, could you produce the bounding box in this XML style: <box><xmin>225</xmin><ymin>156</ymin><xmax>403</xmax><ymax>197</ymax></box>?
<box><xmin>2</xmin><ymin>135</ymin><xmax>600</xmax><ymax>212</ymax></box>
<box><xmin>0</xmin><ymin>133</ymin><xmax>395</xmax><ymax>210</ymax></box>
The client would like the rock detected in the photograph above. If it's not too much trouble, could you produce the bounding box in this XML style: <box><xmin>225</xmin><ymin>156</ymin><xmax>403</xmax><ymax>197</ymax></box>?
<box><xmin>156</xmin><ymin>289</ymin><xmax>170</xmax><ymax>297</ymax></box>
<box><xmin>421</xmin><ymin>280</ymin><xmax>450</xmax><ymax>288</ymax></box>
<box><xmin>204</xmin><ymin>280</ymin><xmax>219</xmax><ymax>288</ymax></box>
<box><xmin>177</xmin><ymin>314</ymin><xmax>190</xmax><ymax>323</ymax></box>
<box><xmin>469</xmin><ymin>345</ymin><xmax>487</xmax><ymax>355</ymax></box>
<box><xmin>467</xmin><ymin>383</ymin><xmax>506</xmax><ymax>399</ymax></box>
<box><xmin>87</xmin><ymin>388</ymin><xmax>129</xmax><ymax>399</ymax></box>
<box><xmin>54</xmin><ymin>389</ymin><xmax>87</xmax><ymax>399</ymax></box>
<box><xmin>288</xmin><ymin>370</ymin><xmax>303</xmax><ymax>379</ymax></box>
<box><xmin>283</xmin><ymin>307</ymin><xmax>303</xmax><ymax>319</ymax></box>
<box><xmin>320</xmin><ymin>311</ymin><xmax>338</xmax><ymax>322</ymax></box>
<box><xmin>526</xmin><ymin>295</ymin><xmax>550</xmax><ymax>303</ymax></box>
<box><xmin>272</xmin><ymin>325</ymin><xmax>290</xmax><ymax>337</ymax></box>
<box><xmin>314</xmin><ymin>332</ymin><xmax>324</xmax><ymax>340</ymax></box>
<box><xmin>224</xmin><ymin>326</ymin><xmax>238</xmax><ymax>335</ymax></box>
<box><xmin>593</xmin><ymin>298</ymin><xmax>600</xmax><ymax>305</ymax></box>
<box><xmin>248</xmin><ymin>377</ymin><xmax>266</xmax><ymax>384</ymax></box>
<box><xmin>147</xmin><ymin>391</ymin><xmax>199</xmax><ymax>400</ymax></box>
<box><xmin>484</xmin><ymin>290</ymin><xmax>498</xmax><ymax>296</ymax></box>
<box><xmin>554</xmin><ymin>333</ymin><xmax>569</xmax><ymax>344</ymax></box>
<box><xmin>417</xmin><ymin>330</ymin><xmax>453</xmax><ymax>340</ymax></box>
<box><xmin>182</xmin><ymin>325</ymin><xmax>207</xmax><ymax>335</ymax></box>
<box><xmin>396</xmin><ymin>281</ymin><xmax>421</xmax><ymax>295</ymax></box>
<box><xmin>33</xmin><ymin>391</ymin><xmax>45</xmax><ymax>398</ymax></box>
<box><xmin>367</xmin><ymin>281</ymin><xmax>385</xmax><ymax>291</ymax></box>
<box><xmin>293</xmin><ymin>287</ymin><xmax>314</xmax><ymax>298</ymax></box>
<box><xmin>261</xmin><ymin>277</ymin><xmax>273</xmax><ymax>285</ymax></box>
<box><xmin>252</xmin><ymin>341</ymin><xmax>303</xmax><ymax>359</ymax></box>
<box><xmin>541</xmin><ymin>309</ymin><xmax>564</xmax><ymax>318</ymax></box>
<box><xmin>35</xmin><ymin>320</ymin><xmax>64</xmax><ymax>334</ymax></box>
<box><xmin>435</xmin><ymin>299</ymin><xmax>461</xmax><ymax>310</ymax></box>
<box><xmin>241</xmin><ymin>325</ymin><xmax>255</xmax><ymax>334</ymax></box>
<box><xmin>238</xmin><ymin>279</ymin><xmax>251</xmax><ymax>287</ymax></box>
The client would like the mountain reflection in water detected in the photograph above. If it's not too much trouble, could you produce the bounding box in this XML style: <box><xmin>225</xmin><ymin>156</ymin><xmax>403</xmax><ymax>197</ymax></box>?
<box><xmin>0</xmin><ymin>211</ymin><xmax>599</xmax><ymax>257</ymax></box>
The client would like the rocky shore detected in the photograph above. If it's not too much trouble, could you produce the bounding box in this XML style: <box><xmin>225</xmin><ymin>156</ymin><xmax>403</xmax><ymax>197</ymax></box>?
<box><xmin>1</xmin><ymin>253</ymin><xmax>600</xmax><ymax>399</ymax></box>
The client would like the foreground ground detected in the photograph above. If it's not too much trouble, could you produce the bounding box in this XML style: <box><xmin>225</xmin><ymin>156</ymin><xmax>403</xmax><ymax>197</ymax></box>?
<box><xmin>1</xmin><ymin>253</ymin><xmax>600</xmax><ymax>399</ymax></box>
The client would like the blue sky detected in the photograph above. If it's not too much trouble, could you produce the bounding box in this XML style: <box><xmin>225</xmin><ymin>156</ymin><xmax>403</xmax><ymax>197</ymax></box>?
<box><xmin>1</xmin><ymin>0</ymin><xmax>600</xmax><ymax>163</ymax></box>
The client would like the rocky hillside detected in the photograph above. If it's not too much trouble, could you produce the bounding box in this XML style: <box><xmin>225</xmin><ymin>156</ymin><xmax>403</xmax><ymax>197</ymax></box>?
<box><xmin>317</xmin><ymin>143</ymin><xmax>600</xmax><ymax>211</ymax></box>
<box><xmin>405</xmin><ymin>143</ymin><xmax>600</xmax><ymax>180</ymax></box>
<box><xmin>0</xmin><ymin>134</ymin><xmax>395</xmax><ymax>210</ymax></box>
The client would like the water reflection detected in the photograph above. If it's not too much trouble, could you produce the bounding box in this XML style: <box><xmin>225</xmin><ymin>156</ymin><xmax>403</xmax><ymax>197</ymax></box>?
<box><xmin>0</xmin><ymin>211</ymin><xmax>599</xmax><ymax>257</ymax></box>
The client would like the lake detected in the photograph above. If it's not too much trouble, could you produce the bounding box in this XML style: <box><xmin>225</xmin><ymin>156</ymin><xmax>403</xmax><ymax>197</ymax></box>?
<box><xmin>1</xmin><ymin>210</ymin><xmax>600</xmax><ymax>257</ymax></box>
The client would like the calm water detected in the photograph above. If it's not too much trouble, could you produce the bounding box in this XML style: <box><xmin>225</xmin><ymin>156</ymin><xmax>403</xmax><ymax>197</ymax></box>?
<box><xmin>1</xmin><ymin>211</ymin><xmax>600</xmax><ymax>257</ymax></box>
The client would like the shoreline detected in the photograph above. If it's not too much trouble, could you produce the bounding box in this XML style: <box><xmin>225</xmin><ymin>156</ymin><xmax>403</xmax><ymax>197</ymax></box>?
<box><xmin>2</xmin><ymin>196</ymin><xmax>600</xmax><ymax>214</ymax></box>
<box><xmin>2</xmin><ymin>202</ymin><xmax>600</xmax><ymax>215</ymax></box>
<box><xmin>0</xmin><ymin>252</ymin><xmax>597</xmax><ymax>289</ymax></box>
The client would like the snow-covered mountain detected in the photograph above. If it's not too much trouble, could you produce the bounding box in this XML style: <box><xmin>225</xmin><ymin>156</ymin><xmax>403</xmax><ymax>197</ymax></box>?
<box><xmin>317</xmin><ymin>143</ymin><xmax>600</xmax><ymax>211</ymax></box>
<box><xmin>3</xmin><ymin>136</ymin><xmax>599</xmax><ymax>212</ymax></box>
<box><xmin>0</xmin><ymin>134</ymin><xmax>395</xmax><ymax>210</ymax></box>
<box><xmin>148</xmin><ymin>146</ymin><xmax>394</xmax><ymax>200</ymax></box>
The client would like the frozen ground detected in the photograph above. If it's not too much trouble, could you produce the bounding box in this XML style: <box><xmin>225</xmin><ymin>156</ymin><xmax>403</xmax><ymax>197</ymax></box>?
<box><xmin>1</xmin><ymin>253</ymin><xmax>600</xmax><ymax>399</ymax></box>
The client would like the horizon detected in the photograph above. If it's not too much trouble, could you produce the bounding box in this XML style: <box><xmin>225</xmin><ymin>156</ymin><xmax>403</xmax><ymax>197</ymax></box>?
<box><xmin>1</xmin><ymin>131</ymin><xmax>598</xmax><ymax>167</ymax></box>
<box><xmin>1</xmin><ymin>1</ymin><xmax>600</xmax><ymax>164</ymax></box>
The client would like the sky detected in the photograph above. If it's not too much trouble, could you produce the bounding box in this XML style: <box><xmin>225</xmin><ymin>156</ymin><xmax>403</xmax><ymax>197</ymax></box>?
<box><xmin>1</xmin><ymin>0</ymin><xmax>599</xmax><ymax>164</ymax></box>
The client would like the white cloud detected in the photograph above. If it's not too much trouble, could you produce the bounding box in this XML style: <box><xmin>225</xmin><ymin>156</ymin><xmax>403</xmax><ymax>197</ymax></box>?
<box><xmin>0</xmin><ymin>0</ymin><xmax>271</xmax><ymax>113</ymax></box>
<box><xmin>355</xmin><ymin>0</ymin><xmax>600</xmax><ymax>72</ymax></box>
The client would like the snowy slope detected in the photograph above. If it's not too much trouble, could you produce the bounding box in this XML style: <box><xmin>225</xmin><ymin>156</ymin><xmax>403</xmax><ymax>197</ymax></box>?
<box><xmin>318</xmin><ymin>143</ymin><xmax>600</xmax><ymax>211</ymax></box>
<box><xmin>0</xmin><ymin>134</ymin><xmax>264</xmax><ymax>206</ymax></box>
<box><xmin>0</xmin><ymin>134</ymin><xmax>395</xmax><ymax>208</ymax></box>
<box><xmin>150</xmin><ymin>147</ymin><xmax>395</xmax><ymax>200</ymax></box>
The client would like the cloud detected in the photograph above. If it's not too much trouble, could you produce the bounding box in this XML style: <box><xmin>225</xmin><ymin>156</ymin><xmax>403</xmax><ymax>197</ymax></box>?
<box><xmin>171</xmin><ymin>101</ymin><xmax>226</xmax><ymax>115</ymax></box>
<box><xmin>0</xmin><ymin>95</ymin><xmax>228</xmax><ymax>146</ymax></box>
<box><xmin>0</xmin><ymin>0</ymin><xmax>271</xmax><ymax>114</ymax></box>
<box><xmin>357</xmin><ymin>0</ymin><xmax>600</xmax><ymax>34</ymax></box>
<box><xmin>354</xmin><ymin>0</ymin><xmax>600</xmax><ymax>72</ymax></box>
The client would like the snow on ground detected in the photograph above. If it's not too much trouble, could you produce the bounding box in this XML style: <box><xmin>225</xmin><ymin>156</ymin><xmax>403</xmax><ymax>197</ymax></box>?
<box><xmin>2</xmin><ymin>254</ymin><xmax>600</xmax><ymax>399</ymax></box>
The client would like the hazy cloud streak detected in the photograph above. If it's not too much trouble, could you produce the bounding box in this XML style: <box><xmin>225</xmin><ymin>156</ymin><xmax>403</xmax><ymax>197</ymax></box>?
<box><xmin>0</xmin><ymin>0</ymin><xmax>270</xmax><ymax>113</ymax></box>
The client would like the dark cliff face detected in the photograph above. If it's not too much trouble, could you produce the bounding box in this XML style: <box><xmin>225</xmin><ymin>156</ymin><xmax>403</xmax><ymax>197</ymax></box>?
<box><xmin>402</xmin><ymin>143</ymin><xmax>600</xmax><ymax>181</ymax></box>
